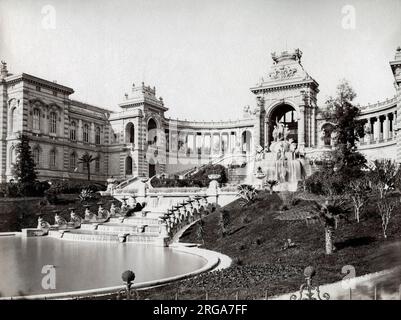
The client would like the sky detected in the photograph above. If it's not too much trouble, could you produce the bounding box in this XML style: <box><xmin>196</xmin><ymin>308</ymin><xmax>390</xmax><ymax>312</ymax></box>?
<box><xmin>0</xmin><ymin>0</ymin><xmax>400</xmax><ymax>120</ymax></box>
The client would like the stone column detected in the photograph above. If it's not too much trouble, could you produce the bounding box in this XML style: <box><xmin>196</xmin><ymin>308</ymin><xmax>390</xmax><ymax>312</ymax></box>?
<box><xmin>374</xmin><ymin>118</ymin><xmax>380</xmax><ymax>141</ymax></box>
<box><xmin>265</xmin><ymin>121</ymin><xmax>270</xmax><ymax>149</ymax></box>
<box><xmin>90</xmin><ymin>122</ymin><xmax>95</xmax><ymax>144</ymax></box>
<box><xmin>298</xmin><ymin>106</ymin><xmax>305</xmax><ymax>147</ymax></box>
<box><xmin>383</xmin><ymin>114</ymin><xmax>389</xmax><ymax>140</ymax></box>
<box><xmin>78</xmin><ymin>119</ymin><xmax>83</xmax><ymax>142</ymax></box>
<box><xmin>193</xmin><ymin>132</ymin><xmax>196</xmax><ymax>154</ymax></box>
<box><xmin>311</xmin><ymin>108</ymin><xmax>316</xmax><ymax>147</ymax></box>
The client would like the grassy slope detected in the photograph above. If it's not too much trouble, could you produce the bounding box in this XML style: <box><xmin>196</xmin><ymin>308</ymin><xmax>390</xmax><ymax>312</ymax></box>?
<box><xmin>136</xmin><ymin>191</ymin><xmax>401</xmax><ymax>299</ymax></box>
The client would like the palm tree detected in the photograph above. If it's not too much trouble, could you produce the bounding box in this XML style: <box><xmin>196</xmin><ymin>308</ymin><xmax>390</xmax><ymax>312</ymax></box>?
<box><xmin>309</xmin><ymin>198</ymin><xmax>350</xmax><ymax>254</ymax></box>
<box><xmin>236</xmin><ymin>184</ymin><xmax>258</xmax><ymax>206</ymax></box>
<box><xmin>78</xmin><ymin>152</ymin><xmax>98</xmax><ymax>181</ymax></box>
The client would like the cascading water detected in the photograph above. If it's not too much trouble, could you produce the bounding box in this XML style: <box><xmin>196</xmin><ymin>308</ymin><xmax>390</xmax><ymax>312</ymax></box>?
<box><xmin>253</xmin><ymin>132</ymin><xmax>306</xmax><ymax>191</ymax></box>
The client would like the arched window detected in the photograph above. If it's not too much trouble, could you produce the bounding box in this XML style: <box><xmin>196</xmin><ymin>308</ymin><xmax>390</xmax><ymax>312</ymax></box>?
<box><xmin>70</xmin><ymin>153</ymin><xmax>76</xmax><ymax>170</ymax></box>
<box><xmin>33</xmin><ymin>109</ymin><xmax>41</xmax><ymax>131</ymax></box>
<box><xmin>147</xmin><ymin>118</ymin><xmax>157</xmax><ymax>145</ymax></box>
<box><xmin>125</xmin><ymin>123</ymin><xmax>135</xmax><ymax>143</ymax></box>
<box><xmin>125</xmin><ymin>156</ymin><xmax>133</xmax><ymax>175</ymax></box>
<box><xmin>49</xmin><ymin>112</ymin><xmax>57</xmax><ymax>134</ymax></box>
<box><xmin>33</xmin><ymin>148</ymin><xmax>40</xmax><ymax>167</ymax></box>
<box><xmin>95</xmin><ymin>126</ymin><xmax>101</xmax><ymax>144</ymax></box>
<box><xmin>49</xmin><ymin>149</ymin><xmax>57</xmax><ymax>168</ymax></box>
<box><xmin>10</xmin><ymin>106</ymin><xmax>18</xmax><ymax>133</ymax></box>
<box><xmin>83</xmin><ymin>124</ymin><xmax>89</xmax><ymax>143</ymax></box>
<box><xmin>95</xmin><ymin>156</ymin><xmax>100</xmax><ymax>172</ymax></box>
<box><xmin>9</xmin><ymin>146</ymin><xmax>15</xmax><ymax>166</ymax></box>
<box><xmin>70</xmin><ymin>121</ymin><xmax>77</xmax><ymax>141</ymax></box>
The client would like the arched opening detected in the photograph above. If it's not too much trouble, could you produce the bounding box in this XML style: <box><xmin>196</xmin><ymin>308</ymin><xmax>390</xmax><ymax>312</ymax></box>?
<box><xmin>321</xmin><ymin>123</ymin><xmax>335</xmax><ymax>146</ymax></box>
<box><xmin>125</xmin><ymin>156</ymin><xmax>133</xmax><ymax>175</ymax></box>
<box><xmin>33</xmin><ymin>108</ymin><xmax>41</xmax><ymax>131</ymax></box>
<box><xmin>147</xmin><ymin>118</ymin><xmax>157</xmax><ymax>145</ymax></box>
<box><xmin>268</xmin><ymin>104</ymin><xmax>298</xmax><ymax>146</ymax></box>
<box><xmin>49</xmin><ymin>149</ymin><xmax>57</xmax><ymax>168</ymax></box>
<box><xmin>49</xmin><ymin>111</ymin><xmax>57</xmax><ymax>134</ymax></box>
<box><xmin>241</xmin><ymin>130</ymin><xmax>252</xmax><ymax>154</ymax></box>
<box><xmin>125</xmin><ymin>122</ymin><xmax>135</xmax><ymax>143</ymax></box>
<box><xmin>10</xmin><ymin>107</ymin><xmax>18</xmax><ymax>133</ymax></box>
<box><xmin>33</xmin><ymin>147</ymin><xmax>40</xmax><ymax>167</ymax></box>
<box><xmin>70</xmin><ymin>152</ymin><xmax>77</xmax><ymax>171</ymax></box>
<box><xmin>95</xmin><ymin>126</ymin><xmax>101</xmax><ymax>144</ymax></box>
<box><xmin>70</xmin><ymin>121</ymin><xmax>77</xmax><ymax>141</ymax></box>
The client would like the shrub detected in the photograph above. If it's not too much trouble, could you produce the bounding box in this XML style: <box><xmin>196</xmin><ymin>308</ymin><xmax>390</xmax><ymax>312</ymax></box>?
<box><xmin>0</xmin><ymin>181</ymin><xmax>50</xmax><ymax>197</ymax></box>
<box><xmin>232</xmin><ymin>257</ymin><xmax>244</xmax><ymax>266</ymax></box>
<box><xmin>47</xmin><ymin>179</ymin><xmax>106</xmax><ymax>195</ymax></box>
<box><xmin>304</xmin><ymin>170</ymin><xmax>344</xmax><ymax>195</ymax></box>
<box><xmin>242</xmin><ymin>215</ymin><xmax>252</xmax><ymax>224</ymax></box>
<box><xmin>191</xmin><ymin>164</ymin><xmax>228</xmax><ymax>185</ymax></box>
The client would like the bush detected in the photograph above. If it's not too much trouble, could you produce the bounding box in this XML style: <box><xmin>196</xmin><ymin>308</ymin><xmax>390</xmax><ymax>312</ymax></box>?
<box><xmin>191</xmin><ymin>164</ymin><xmax>228</xmax><ymax>185</ymax></box>
<box><xmin>47</xmin><ymin>179</ymin><xmax>106</xmax><ymax>195</ymax></box>
<box><xmin>0</xmin><ymin>181</ymin><xmax>50</xmax><ymax>197</ymax></box>
<box><xmin>151</xmin><ymin>177</ymin><xmax>206</xmax><ymax>188</ymax></box>
<box><xmin>304</xmin><ymin>170</ymin><xmax>345</xmax><ymax>195</ymax></box>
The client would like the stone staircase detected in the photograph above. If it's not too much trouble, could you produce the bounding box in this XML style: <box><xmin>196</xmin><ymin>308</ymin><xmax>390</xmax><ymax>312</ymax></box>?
<box><xmin>48</xmin><ymin>195</ymin><xmax>216</xmax><ymax>246</ymax></box>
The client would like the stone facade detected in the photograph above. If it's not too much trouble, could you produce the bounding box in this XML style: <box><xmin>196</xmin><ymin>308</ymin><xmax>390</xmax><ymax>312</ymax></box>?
<box><xmin>0</xmin><ymin>47</ymin><xmax>400</xmax><ymax>183</ymax></box>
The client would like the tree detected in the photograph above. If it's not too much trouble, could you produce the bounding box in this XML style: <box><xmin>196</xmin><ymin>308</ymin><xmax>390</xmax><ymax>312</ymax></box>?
<box><xmin>309</xmin><ymin>198</ymin><xmax>351</xmax><ymax>254</ymax></box>
<box><xmin>324</xmin><ymin>80</ymin><xmax>366</xmax><ymax>178</ymax></box>
<box><xmin>369</xmin><ymin>159</ymin><xmax>399</xmax><ymax>239</ymax></box>
<box><xmin>266</xmin><ymin>179</ymin><xmax>278</xmax><ymax>195</ymax></box>
<box><xmin>369</xmin><ymin>159</ymin><xmax>398</xmax><ymax>199</ymax></box>
<box><xmin>196</xmin><ymin>218</ymin><xmax>205</xmax><ymax>245</ymax></box>
<box><xmin>378</xmin><ymin>199</ymin><xmax>396</xmax><ymax>239</ymax></box>
<box><xmin>347</xmin><ymin>176</ymin><xmax>371</xmax><ymax>223</ymax></box>
<box><xmin>12</xmin><ymin>134</ymin><xmax>37</xmax><ymax>183</ymax></box>
<box><xmin>78</xmin><ymin>152</ymin><xmax>98</xmax><ymax>181</ymax></box>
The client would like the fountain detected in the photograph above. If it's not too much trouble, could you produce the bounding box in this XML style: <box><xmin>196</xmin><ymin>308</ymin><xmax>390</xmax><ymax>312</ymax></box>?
<box><xmin>253</xmin><ymin>122</ymin><xmax>307</xmax><ymax>192</ymax></box>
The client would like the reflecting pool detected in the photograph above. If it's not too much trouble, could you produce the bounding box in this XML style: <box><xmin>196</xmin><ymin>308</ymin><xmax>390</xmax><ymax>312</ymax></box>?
<box><xmin>0</xmin><ymin>235</ymin><xmax>206</xmax><ymax>297</ymax></box>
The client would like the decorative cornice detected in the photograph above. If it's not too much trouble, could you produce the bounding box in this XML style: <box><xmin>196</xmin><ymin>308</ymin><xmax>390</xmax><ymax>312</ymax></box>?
<box><xmin>5</xmin><ymin>73</ymin><xmax>74</xmax><ymax>95</ymax></box>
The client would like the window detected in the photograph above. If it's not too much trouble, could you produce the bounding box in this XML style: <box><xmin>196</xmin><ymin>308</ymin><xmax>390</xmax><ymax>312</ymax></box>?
<box><xmin>33</xmin><ymin>109</ymin><xmax>41</xmax><ymax>130</ymax></box>
<box><xmin>10</xmin><ymin>107</ymin><xmax>18</xmax><ymax>133</ymax></box>
<box><xmin>52</xmin><ymin>91</ymin><xmax>57</xmax><ymax>97</ymax></box>
<box><xmin>83</xmin><ymin>124</ymin><xmax>89</xmax><ymax>143</ymax></box>
<box><xmin>95</xmin><ymin>126</ymin><xmax>101</xmax><ymax>144</ymax></box>
<box><xmin>49</xmin><ymin>112</ymin><xmax>57</xmax><ymax>134</ymax></box>
<box><xmin>70</xmin><ymin>121</ymin><xmax>76</xmax><ymax>141</ymax></box>
<box><xmin>70</xmin><ymin>153</ymin><xmax>76</xmax><ymax>170</ymax></box>
<box><xmin>33</xmin><ymin>148</ymin><xmax>40</xmax><ymax>166</ymax></box>
<box><xmin>95</xmin><ymin>157</ymin><xmax>100</xmax><ymax>172</ymax></box>
<box><xmin>9</xmin><ymin>146</ymin><xmax>15</xmax><ymax>166</ymax></box>
<box><xmin>49</xmin><ymin>149</ymin><xmax>56</xmax><ymax>168</ymax></box>
<box><xmin>36</xmin><ymin>86</ymin><xmax>41</xmax><ymax>92</ymax></box>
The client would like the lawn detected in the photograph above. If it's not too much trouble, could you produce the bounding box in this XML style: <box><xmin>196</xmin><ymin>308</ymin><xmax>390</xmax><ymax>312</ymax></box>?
<box><xmin>129</xmin><ymin>190</ymin><xmax>401</xmax><ymax>299</ymax></box>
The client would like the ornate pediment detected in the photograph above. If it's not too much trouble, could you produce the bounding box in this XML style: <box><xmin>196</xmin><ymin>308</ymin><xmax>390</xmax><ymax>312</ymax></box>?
<box><xmin>268</xmin><ymin>65</ymin><xmax>297</xmax><ymax>80</ymax></box>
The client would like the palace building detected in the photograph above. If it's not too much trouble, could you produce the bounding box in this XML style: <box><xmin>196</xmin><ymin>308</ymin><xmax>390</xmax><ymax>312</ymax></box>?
<box><xmin>1</xmin><ymin>47</ymin><xmax>401</xmax><ymax>183</ymax></box>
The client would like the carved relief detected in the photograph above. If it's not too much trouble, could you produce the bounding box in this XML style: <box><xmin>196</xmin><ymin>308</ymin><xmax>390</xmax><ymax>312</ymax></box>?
<box><xmin>269</xmin><ymin>65</ymin><xmax>297</xmax><ymax>80</ymax></box>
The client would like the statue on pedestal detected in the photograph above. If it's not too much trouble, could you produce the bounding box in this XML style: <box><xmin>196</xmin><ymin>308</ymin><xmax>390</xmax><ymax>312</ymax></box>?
<box><xmin>70</xmin><ymin>209</ymin><xmax>82</xmax><ymax>228</ymax></box>
<box><xmin>84</xmin><ymin>206</ymin><xmax>96</xmax><ymax>222</ymax></box>
<box><xmin>54</xmin><ymin>213</ymin><xmax>67</xmax><ymax>228</ymax></box>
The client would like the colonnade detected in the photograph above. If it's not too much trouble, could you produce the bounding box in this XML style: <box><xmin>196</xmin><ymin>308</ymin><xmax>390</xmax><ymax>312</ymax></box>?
<box><xmin>360</xmin><ymin>111</ymin><xmax>397</xmax><ymax>143</ymax></box>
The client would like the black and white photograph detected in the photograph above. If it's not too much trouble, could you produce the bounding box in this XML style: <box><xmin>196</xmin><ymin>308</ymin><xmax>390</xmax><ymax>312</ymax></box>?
<box><xmin>0</xmin><ymin>0</ymin><xmax>401</xmax><ymax>311</ymax></box>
